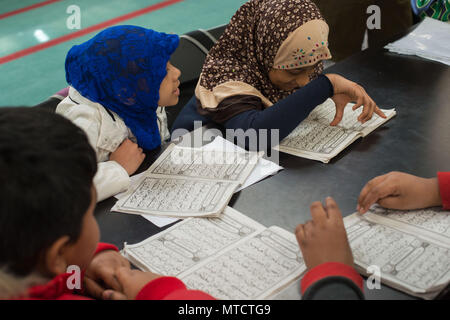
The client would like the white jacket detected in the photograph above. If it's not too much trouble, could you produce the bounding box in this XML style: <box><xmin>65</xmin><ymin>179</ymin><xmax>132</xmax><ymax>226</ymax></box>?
<box><xmin>56</xmin><ymin>87</ymin><xmax>170</xmax><ymax>202</ymax></box>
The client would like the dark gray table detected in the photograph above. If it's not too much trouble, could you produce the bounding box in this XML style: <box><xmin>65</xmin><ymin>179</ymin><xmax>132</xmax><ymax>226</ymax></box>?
<box><xmin>95</xmin><ymin>43</ymin><xmax>450</xmax><ymax>300</ymax></box>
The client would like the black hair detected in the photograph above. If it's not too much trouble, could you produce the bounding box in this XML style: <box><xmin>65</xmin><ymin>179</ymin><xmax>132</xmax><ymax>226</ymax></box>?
<box><xmin>0</xmin><ymin>107</ymin><xmax>97</xmax><ymax>276</ymax></box>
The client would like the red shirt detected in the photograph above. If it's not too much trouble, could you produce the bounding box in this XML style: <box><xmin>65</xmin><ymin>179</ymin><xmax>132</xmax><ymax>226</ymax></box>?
<box><xmin>438</xmin><ymin>172</ymin><xmax>450</xmax><ymax>209</ymax></box>
<box><xmin>22</xmin><ymin>243</ymin><xmax>214</xmax><ymax>300</ymax></box>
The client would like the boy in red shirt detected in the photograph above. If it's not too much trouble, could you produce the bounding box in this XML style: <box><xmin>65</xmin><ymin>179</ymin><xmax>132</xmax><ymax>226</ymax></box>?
<box><xmin>0</xmin><ymin>108</ymin><xmax>213</xmax><ymax>300</ymax></box>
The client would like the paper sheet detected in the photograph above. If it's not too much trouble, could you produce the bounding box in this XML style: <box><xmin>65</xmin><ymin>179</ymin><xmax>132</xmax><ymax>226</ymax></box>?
<box><xmin>385</xmin><ymin>17</ymin><xmax>450</xmax><ymax>66</ymax></box>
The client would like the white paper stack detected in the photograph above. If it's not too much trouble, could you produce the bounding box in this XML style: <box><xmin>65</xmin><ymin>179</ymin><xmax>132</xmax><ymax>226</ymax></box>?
<box><xmin>385</xmin><ymin>17</ymin><xmax>450</xmax><ymax>66</ymax></box>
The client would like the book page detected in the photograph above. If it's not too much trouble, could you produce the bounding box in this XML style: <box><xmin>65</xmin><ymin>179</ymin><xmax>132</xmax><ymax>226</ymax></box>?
<box><xmin>276</xmin><ymin>99</ymin><xmax>396</xmax><ymax>162</ymax></box>
<box><xmin>276</xmin><ymin>119</ymin><xmax>360</xmax><ymax>162</ymax></box>
<box><xmin>345</xmin><ymin>214</ymin><xmax>450</xmax><ymax>296</ymax></box>
<box><xmin>147</xmin><ymin>144</ymin><xmax>260</xmax><ymax>185</ymax></box>
<box><xmin>122</xmin><ymin>207</ymin><xmax>266</xmax><ymax>276</ymax></box>
<box><xmin>364</xmin><ymin>205</ymin><xmax>450</xmax><ymax>245</ymax></box>
<box><xmin>179</xmin><ymin>226</ymin><xmax>306</xmax><ymax>300</ymax></box>
<box><xmin>111</xmin><ymin>175</ymin><xmax>238</xmax><ymax>217</ymax></box>
<box><xmin>309</xmin><ymin>98</ymin><xmax>396</xmax><ymax>136</ymax></box>
<box><xmin>201</xmin><ymin>136</ymin><xmax>283</xmax><ymax>192</ymax></box>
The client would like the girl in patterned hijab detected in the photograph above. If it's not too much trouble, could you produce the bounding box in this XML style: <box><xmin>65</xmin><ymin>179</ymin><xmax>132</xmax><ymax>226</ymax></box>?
<box><xmin>172</xmin><ymin>0</ymin><xmax>385</xmax><ymax>147</ymax></box>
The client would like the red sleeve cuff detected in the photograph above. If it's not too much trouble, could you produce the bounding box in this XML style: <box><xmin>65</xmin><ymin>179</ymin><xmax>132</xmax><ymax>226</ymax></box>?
<box><xmin>136</xmin><ymin>277</ymin><xmax>215</xmax><ymax>300</ymax></box>
<box><xmin>301</xmin><ymin>262</ymin><xmax>363</xmax><ymax>295</ymax></box>
<box><xmin>94</xmin><ymin>242</ymin><xmax>119</xmax><ymax>256</ymax></box>
<box><xmin>437</xmin><ymin>172</ymin><xmax>450</xmax><ymax>210</ymax></box>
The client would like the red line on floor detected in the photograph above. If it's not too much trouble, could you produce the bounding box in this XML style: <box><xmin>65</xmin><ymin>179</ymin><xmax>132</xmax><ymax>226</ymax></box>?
<box><xmin>0</xmin><ymin>0</ymin><xmax>184</xmax><ymax>65</ymax></box>
<box><xmin>0</xmin><ymin>0</ymin><xmax>61</xmax><ymax>20</ymax></box>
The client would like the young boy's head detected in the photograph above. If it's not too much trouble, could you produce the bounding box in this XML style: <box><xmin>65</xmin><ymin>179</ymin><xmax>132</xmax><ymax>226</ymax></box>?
<box><xmin>0</xmin><ymin>108</ymin><xmax>98</xmax><ymax>279</ymax></box>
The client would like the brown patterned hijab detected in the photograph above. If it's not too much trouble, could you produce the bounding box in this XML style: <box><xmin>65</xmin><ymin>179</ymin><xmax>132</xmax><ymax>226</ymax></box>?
<box><xmin>196</xmin><ymin>0</ymin><xmax>331</xmax><ymax>111</ymax></box>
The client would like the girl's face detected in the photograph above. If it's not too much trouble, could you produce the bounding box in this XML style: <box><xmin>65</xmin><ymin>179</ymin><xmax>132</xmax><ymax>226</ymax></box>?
<box><xmin>268</xmin><ymin>64</ymin><xmax>317</xmax><ymax>91</ymax></box>
<box><xmin>158</xmin><ymin>62</ymin><xmax>181</xmax><ymax>107</ymax></box>
<box><xmin>61</xmin><ymin>186</ymin><xmax>100</xmax><ymax>272</ymax></box>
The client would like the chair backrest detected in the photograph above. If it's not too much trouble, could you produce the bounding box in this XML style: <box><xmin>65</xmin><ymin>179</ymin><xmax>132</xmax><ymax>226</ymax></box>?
<box><xmin>164</xmin><ymin>24</ymin><xmax>227</xmax><ymax>128</ymax></box>
<box><xmin>171</xmin><ymin>25</ymin><xmax>226</xmax><ymax>84</ymax></box>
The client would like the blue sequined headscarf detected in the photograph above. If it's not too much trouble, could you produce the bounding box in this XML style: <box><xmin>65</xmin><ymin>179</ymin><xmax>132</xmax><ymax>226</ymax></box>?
<box><xmin>65</xmin><ymin>25</ymin><xmax>179</xmax><ymax>150</ymax></box>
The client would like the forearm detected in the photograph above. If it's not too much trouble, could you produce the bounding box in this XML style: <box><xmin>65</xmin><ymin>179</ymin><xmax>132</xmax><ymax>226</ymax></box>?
<box><xmin>94</xmin><ymin>161</ymin><xmax>131</xmax><ymax>202</ymax></box>
<box><xmin>224</xmin><ymin>75</ymin><xmax>333</xmax><ymax>150</ymax></box>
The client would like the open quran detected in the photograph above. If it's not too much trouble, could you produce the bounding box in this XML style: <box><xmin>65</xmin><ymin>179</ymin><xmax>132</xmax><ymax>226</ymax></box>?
<box><xmin>111</xmin><ymin>144</ymin><xmax>260</xmax><ymax>218</ymax></box>
<box><xmin>345</xmin><ymin>205</ymin><xmax>450</xmax><ymax>299</ymax></box>
<box><xmin>122</xmin><ymin>206</ymin><xmax>306</xmax><ymax>300</ymax></box>
<box><xmin>275</xmin><ymin>99</ymin><xmax>396</xmax><ymax>163</ymax></box>
<box><xmin>122</xmin><ymin>203</ymin><xmax>450</xmax><ymax>299</ymax></box>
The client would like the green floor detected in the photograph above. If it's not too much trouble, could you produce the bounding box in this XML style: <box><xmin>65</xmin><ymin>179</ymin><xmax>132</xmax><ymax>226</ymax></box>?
<box><xmin>0</xmin><ymin>0</ymin><xmax>247</xmax><ymax>106</ymax></box>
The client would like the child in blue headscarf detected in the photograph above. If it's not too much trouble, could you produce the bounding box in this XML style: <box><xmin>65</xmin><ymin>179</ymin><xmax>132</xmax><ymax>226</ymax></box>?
<box><xmin>57</xmin><ymin>25</ymin><xmax>181</xmax><ymax>202</ymax></box>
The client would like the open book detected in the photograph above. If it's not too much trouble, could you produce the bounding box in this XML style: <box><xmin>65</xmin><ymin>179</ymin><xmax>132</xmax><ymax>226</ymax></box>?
<box><xmin>344</xmin><ymin>205</ymin><xmax>450</xmax><ymax>299</ymax></box>
<box><xmin>112</xmin><ymin>144</ymin><xmax>260</xmax><ymax>218</ymax></box>
<box><xmin>122</xmin><ymin>206</ymin><xmax>306</xmax><ymax>300</ymax></box>
<box><xmin>275</xmin><ymin>99</ymin><xmax>396</xmax><ymax>163</ymax></box>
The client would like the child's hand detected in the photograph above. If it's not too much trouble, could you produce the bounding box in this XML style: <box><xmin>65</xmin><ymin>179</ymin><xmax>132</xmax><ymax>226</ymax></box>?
<box><xmin>325</xmin><ymin>73</ymin><xmax>386</xmax><ymax>126</ymax></box>
<box><xmin>102</xmin><ymin>267</ymin><xmax>162</xmax><ymax>300</ymax></box>
<box><xmin>110</xmin><ymin>139</ymin><xmax>146</xmax><ymax>175</ymax></box>
<box><xmin>330</xmin><ymin>93</ymin><xmax>351</xmax><ymax>126</ymax></box>
<box><xmin>84</xmin><ymin>250</ymin><xmax>131</xmax><ymax>299</ymax></box>
<box><xmin>357</xmin><ymin>172</ymin><xmax>441</xmax><ymax>214</ymax></box>
<box><xmin>295</xmin><ymin>197</ymin><xmax>354</xmax><ymax>270</ymax></box>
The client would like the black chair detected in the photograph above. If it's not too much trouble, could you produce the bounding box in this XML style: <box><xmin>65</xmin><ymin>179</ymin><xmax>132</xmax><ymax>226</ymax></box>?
<box><xmin>166</xmin><ymin>25</ymin><xmax>226</xmax><ymax>128</ymax></box>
